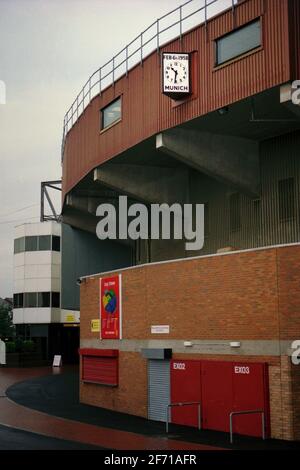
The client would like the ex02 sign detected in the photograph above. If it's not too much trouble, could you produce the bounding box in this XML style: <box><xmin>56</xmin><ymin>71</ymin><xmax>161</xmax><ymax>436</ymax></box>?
<box><xmin>100</xmin><ymin>274</ymin><xmax>122</xmax><ymax>339</ymax></box>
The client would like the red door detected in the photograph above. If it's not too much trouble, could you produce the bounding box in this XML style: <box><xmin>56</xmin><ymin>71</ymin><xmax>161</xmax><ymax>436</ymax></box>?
<box><xmin>171</xmin><ymin>360</ymin><xmax>201</xmax><ymax>427</ymax></box>
<box><xmin>201</xmin><ymin>361</ymin><xmax>233</xmax><ymax>432</ymax></box>
<box><xmin>232</xmin><ymin>362</ymin><xmax>269</xmax><ymax>438</ymax></box>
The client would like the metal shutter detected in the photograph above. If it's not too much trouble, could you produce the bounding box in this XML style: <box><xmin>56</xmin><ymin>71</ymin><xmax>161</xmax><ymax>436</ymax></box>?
<box><xmin>82</xmin><ymin>356</ymin><xmax>118</xmax><ymax>386</ymax></box>
<box><xmin>148</xmin><ymin>360</ymin><xmax>170</xmax><ymax>422</ymax></box>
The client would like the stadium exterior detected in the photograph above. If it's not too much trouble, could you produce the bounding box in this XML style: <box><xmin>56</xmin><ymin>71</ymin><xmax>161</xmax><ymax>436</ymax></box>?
<box><xmin>61</xmin><ymin>0</ymin><xmax>300</xmax><ymax>440</ymax></box>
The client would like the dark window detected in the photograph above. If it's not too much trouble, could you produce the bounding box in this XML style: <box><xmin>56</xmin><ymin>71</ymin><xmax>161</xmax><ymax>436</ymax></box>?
<box><xmin>279</xmin><ymin>178</ymin><xmax>295</xmax><ymax>221</ymax></box>
<box><xmin>13</xmin><ymin>293</ymin><xmax>24</xmax><ymax>308</ymax></box>
<box><xmin>52</xmin><ymin>236</ymin><xmax>61</xmax><ymax>252</ymax></box>
<box><xmin>14</xmin><ymin>237</ymin><xmax>25</xmax><ymax>254</ymax></box>
<box><xmin>25</xmin><ymin>236</ymin><xmax>38</xmax><ymax>252</ymax></box>
<box><xmin>51</xmin><ymin>292</ymin><xmax>60</xmax><ymax>308</ymax></box>
<box><xmin>38</xmin><ymin>292</ymin><xmax>50</xmax><ymax>308</ymax></box>
<box><xmin>230</xmin><ymin>193</ymin><xmax>241</xmax><ymax>232</ymax></box>
<box><xmin>38</xmin><ymin>235</ymin><xmax>51</xmax><ymax>251</ymax></box>
<box><xmin>24</xmin><ymin>292</ymin><xmax>37</xmax><ymax>308</ymax></box>
<box><xmin>101</xmin><ymin>97</ymin><xmax>121</xmax><ymax>130</ymax></box>
<box><xmin>216</xmin><ymin>19</ymin><xmax>261</xmax><ymax>66</ymax></box>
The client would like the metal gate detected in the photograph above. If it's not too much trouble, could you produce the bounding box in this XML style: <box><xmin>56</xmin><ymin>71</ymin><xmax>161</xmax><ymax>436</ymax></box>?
<box><xmin>148</xmin><ymin>360</ymin><xmax>170</xmax><ymax>422</ymax></box>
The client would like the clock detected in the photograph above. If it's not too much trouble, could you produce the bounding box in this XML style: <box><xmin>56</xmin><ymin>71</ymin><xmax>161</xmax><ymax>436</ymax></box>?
<box><xmin>162</xmin><ymin>52</ymin><xmax>191</xmax><ymax>99</ymax></box>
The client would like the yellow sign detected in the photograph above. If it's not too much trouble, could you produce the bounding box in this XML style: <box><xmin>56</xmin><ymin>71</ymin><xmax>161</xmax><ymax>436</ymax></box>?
<box><xmin>65</xmin><ymin>314</ymin><xmax>75</xmax><ymax>323</ymax></box>
<box><xmin>91</xmin><ymin>319</ymin><xmax>100</xmax><ymax>332</ymax></box>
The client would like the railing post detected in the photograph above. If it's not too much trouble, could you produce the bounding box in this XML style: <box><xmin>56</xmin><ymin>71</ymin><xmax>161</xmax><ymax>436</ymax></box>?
<box><xmin>89</xmin><ymin>78</ymin><xmax>91</xmax><ymax>102</ymax></box>
<box><xmin>112</xmin><ymin>57</ymin><xmax>115</xmax><ymax>86</ymax></box>
<box><xmin>140</xmin><ymin>33</ymin><xmax>143</xmax><ymax>66</ymax></box>
<box><xmin>179</xmin><ymin>6</ymin><xmax>182</xmax><ymax>42</ymax></box>
<box><xmin>166</xmin><ymin>405</ymin><xmax>170</xmax><ymax>433</ymax></box>
<box><xmin>230</xmin><ymin>413</ymin><xmax>233</xmax><ymax>444</ymax></box>
<box><xmin>99</xmin><ymin>68</ymin><xmax>101</xmax><ymax>96</ymax></box>
<box><xmin>262</xmin><ymin>412</ymin><xmax>265</xmax><ymax>440</ymax></box>
<box><xmin>232</xmin><ymin>0</ymin><xmax>236</xmax><ymax>28</ymax></box>
<box><xmin>76</xmin><ymin>96</ymin><xmax>79</xmax><ymax>121</ymax></box>
<box><xmin>156</xmin><ymin>19</ymin><xmax>159</xmax><ymax>53</ymax></box>
<box><xmin>126</xmin><ymin>46</ymin><xmax>128</xmax><ymax>77</ymax></box>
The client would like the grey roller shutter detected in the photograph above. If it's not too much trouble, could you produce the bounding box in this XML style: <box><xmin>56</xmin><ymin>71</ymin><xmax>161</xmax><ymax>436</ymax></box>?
<box><xmin>148</xmin><ymin>359</ymin><xmax>170</xmax><ymax>422</ymax></box>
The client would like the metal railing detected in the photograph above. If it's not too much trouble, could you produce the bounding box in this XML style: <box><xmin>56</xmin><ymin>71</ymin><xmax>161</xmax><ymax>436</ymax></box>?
<box><xmin>229</xmin><ymin>410</ymin><xmax>265</xmax><ymax>444</ymax></box>
<box><xmin>166</xmin><ymin>401</ymin><xmax>201</xmax><ymax>433</ymax></box>
<box><xmin>61</xmin><ymin>0</ymin><xmax>239</xmax><ymax>155</ymax></box>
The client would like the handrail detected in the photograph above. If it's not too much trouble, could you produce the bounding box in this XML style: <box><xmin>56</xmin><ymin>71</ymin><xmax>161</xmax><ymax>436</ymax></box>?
<box><xmin>61</xmin><ymin>0</ymin><xmax>238</xmax><ymax>158</ymax></box>
<box><xmin>166</xmin><ymin>401</ymin><xmax>201</xmax><ymax>433</ymax></box>
<box><xmin>229</xmin><ymin>409</ymin><xmax>265</xmax><ymax>444</ymax></box>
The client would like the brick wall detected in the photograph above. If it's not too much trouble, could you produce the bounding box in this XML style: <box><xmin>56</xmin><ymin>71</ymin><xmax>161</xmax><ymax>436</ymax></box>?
<box><xmin>80</xmin><ymin>245</ymin><xmax>300</xmax><ymax>440</ymax></box>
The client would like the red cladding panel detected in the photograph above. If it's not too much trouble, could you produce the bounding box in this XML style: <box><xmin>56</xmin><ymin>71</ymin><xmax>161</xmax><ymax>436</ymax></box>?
<box><xmin>171</xmin><ymin>360</ymin><xmax>201</xmax><ymax>428</ymax></box>
<box><xmin>79</xmin><ymin>348</ymin><xmax>118</xmax><ymax>357</ymax></box>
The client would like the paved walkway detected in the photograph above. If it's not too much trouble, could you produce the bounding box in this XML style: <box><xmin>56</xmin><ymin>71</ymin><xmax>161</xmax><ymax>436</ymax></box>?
<box><xmin>0</xmin><ymin>366</ymin><xmax>220</xmax><ymax>450</ymax></box>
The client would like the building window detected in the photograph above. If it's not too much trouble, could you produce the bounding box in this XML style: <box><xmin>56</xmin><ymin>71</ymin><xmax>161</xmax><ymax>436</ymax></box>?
<box><xmin>38</xmin><ymin>235</ymin><xmax>51</xmax><ymax>251</ymax></box>
<box><xmin>278</xmin><ymin>178</ymin><xmax>295</xmax><ymax>221</ymax></box>
<box><xmin>101</xmin><ymin>97</ymin><xmax>121</xmax><ymax>130</ymax></box>
<box><xmin>13</xmin><ymin>293</ymin><xmax>24</xmax><ymax>308</ymax></box>
<box><xmin>14</xmin><ymin>237</ymin><xmax>25</xmax><ymax>254</ymax></box>
<box><xmin>230</xmin><ymin>193</ymin><xmax>241</xmax><ymax>232</ymax></box>
<box><xmin>24</xmin><ymin>292</ymin><xmax>37</xmax><ymax>308</ymax></box>
<box><xmin>52</xmin><ymin>235</ymin><xmax>61</xmax><ymax>252</ymax></box>
<box><xmin>51</xmin><ymin>292</ymin><xmax>60</xmax><ymax>308</ymax></box>
<box><xmin>216</xmin><ymin>19</ymin><xmax>261</xmax><ymax>66</ymax></box>
<box><xmin>38</xmin><ymin>292</ymin><xmax>50</xmax><ymax>308</ymax></box>
<box><xmin>25</xmin><ymin>236</ymin><xmax>38</xmax><ymax>252</ymax></box>
<box><xmin>14</xmin><ymin>235</ymin><xmax>59</xmax><ymax>253</ymax></box>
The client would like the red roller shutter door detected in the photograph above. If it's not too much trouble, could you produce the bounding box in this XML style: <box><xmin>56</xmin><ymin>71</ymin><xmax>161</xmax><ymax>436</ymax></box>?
<box><xmin>80</xmin><ymin>349</ymin><xmax>118</xmax><ymax>386</ymax></box>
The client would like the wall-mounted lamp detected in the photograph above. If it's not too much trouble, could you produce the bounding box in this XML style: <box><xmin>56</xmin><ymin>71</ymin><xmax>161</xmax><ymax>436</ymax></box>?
<box><xmin>229</xmin><ymin>341</ymin><xmax>241</xmax><ymax>348</ymax></box>
<box><xmin>183</xmin><ymin>341</ymin><xmax>193</xmax><ymax>347</ymax></box>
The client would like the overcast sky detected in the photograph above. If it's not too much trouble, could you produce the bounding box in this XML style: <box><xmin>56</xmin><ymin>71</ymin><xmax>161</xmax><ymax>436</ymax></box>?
<box><xmin>0</xmin><ymin>0</ymin><xmax>233</xmax><ymax>298</ymax></box>
<box><xmin>0</xmin><ymin>0</ymin><xmax>189</xmax><ymax>298</ymax></box>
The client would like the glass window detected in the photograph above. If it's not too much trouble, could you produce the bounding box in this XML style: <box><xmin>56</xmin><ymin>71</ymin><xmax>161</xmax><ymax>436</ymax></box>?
<box><xmin>52</xmin><ymin>236</ymin><xmax>61</xmax><ymax>252</ymax></box>
<box><xmin>279</xmin><ymin>178</ymin><xmax>295</xmax><ymax>221</ymax></box>
<box><xmin>230</xmin><ymin>193</ymin><xmax>241</xmax><ymax>232</ymax></box>
<box><xmin>38</xmin><ymin>292</ymin><xmax>50</xmax><ymax>308</ymax></box>
<box><xmin>216</xmin><ymin>19</ymin><xmax>261</xmax><ymax>66</ymax></box>
<box><xmin>38</xmin><ymin>235</ymin><xmax>51</xmax><ymax>251</ymax></box>
<box><xmin>51</xmin><ymin>292</ymin><xmax>60</xmax><ymax>308</ymax></box>
<box><xmin>14</xmin><ymin>237</ymin><xmax>25</xmax><ymax>254</ymax></box>
<box><xmin>24</xmin><ymin>292</ymin><xmax>37</xmax><ymax>308</ymax></box>
<box><xmin>13</xmin><ymin>293</ymin><xmax>23</xmax><ymax>308</ymax></box>
<box><xmin>25</xmin><ymin>236</ymin><xmax>38</xmax><ymax>252</ymax></box>
<box><xmin>101</xmin><ymin>97</ymin><xmax>121</xmax><ymax>130</ymax></box>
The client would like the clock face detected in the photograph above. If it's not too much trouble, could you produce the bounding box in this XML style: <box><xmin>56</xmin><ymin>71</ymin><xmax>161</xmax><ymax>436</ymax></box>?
<box><xmin>162</xmin><ymin>53</ymin><xmax>190</xmax><ymax>97</ymax></box>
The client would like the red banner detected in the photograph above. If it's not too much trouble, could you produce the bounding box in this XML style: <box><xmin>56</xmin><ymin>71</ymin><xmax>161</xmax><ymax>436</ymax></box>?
<box><xmin>100</xmin><ymin>275</ymin><xmax>121</xmax><ymax>339</ymax></box>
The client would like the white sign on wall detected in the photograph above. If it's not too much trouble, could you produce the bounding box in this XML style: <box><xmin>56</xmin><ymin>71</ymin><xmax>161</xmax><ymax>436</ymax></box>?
<box><xmin>151</xmin><ymin>325</ymin><xmax>170</xmax><ymax>334</ymax></box>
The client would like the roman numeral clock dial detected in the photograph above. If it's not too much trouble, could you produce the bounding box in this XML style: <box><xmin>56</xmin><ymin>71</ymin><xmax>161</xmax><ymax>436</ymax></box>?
<box><xmin>162</xmin><ymin>52</ymin><xmax>191</xmax><ymax>100</ymax></box>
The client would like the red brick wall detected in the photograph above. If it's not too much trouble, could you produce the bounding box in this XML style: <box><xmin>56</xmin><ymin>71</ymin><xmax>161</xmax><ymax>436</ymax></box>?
<box><xmin>80</xmin><ymin>245</ymin><xmax>300</xmax><ymax>440</ymax></box>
